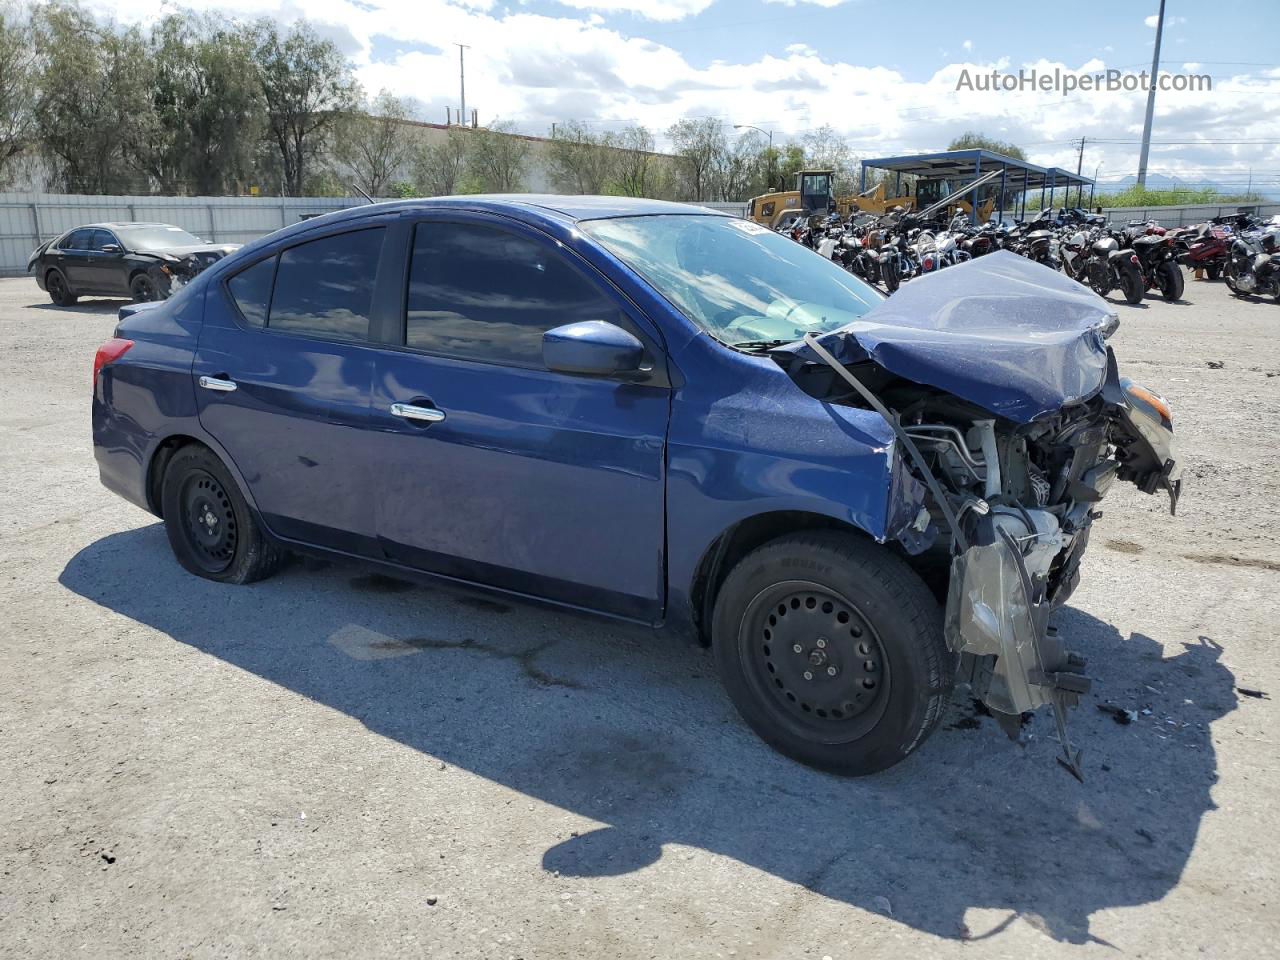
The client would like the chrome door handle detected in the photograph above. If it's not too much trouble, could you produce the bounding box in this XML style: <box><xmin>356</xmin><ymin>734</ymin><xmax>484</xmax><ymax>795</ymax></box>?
<box><xmin>390</xmin><ymin>402</ymin><xmax>445</xmax><ymax>423</ymax></box>
<box><xmin>198</xmin><ymin>375</ymin><xmax>237</xmax><ymax>393</ymax></box>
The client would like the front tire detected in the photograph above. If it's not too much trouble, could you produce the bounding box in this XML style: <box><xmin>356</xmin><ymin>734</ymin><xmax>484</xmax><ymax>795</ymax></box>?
<box><xmin>130</xmin><ymin>273</ymin><xmax>164</xmax><ymax>303</ymax></box>
<box><xmin>46</xmin><ymin>269</ymin><xmax>77</xmax><ymax>306</ymax></box>
<box><xmin>160</xmin><ymin>445</ymin><xmax>285</xmax><ymax>584</ymax></box>
<box><xmin>712</xmin><ymin>532</ymin><xmax>954</xmax><ymax>776</ymax></box>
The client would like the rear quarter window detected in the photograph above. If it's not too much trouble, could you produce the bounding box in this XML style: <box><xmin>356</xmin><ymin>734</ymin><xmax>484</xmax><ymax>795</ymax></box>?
<box><xmin>227</xmin><ymin>257</ymin><xmax>275</xmax><ymax>328</ymax></box>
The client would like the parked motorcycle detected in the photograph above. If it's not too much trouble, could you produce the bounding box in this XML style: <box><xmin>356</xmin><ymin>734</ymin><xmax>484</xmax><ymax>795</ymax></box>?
<box><xmin>1083</xmin><ymin>232</ymin><xmax>1146</xmax><ymax>304</ymax></box>
<box><xmin>1224</xmin><ymin>226</ymin><xmax>1280</xmax><ymax>301</ymax></box>
<box><xmin>1130</xmin><ymin>230</ymin><xmax>1185</xmax><ymax>302</ymax></box>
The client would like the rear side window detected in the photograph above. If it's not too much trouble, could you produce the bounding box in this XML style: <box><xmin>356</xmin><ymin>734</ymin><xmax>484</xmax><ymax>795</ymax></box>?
<box><xmin>405</xmin><ymin>222</ymin><xmax>619</xmax><ymax>366</ymax></box>
<box><xmin>227</xmin><ymin>257</ymin><xmax>275</xmax><ymax>328</ymax></box>
<box><xmin>266</xmin><ymin>228</ymin><xmax>385</xmax><ymax>341</ymax></box>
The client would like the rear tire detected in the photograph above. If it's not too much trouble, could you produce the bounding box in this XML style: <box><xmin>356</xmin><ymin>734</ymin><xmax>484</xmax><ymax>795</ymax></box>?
<box><xmin>46</xmin><ymin>269</ymin><xmax>77</xmax><ymax>306</ymax></box>
<box><xmin>1206</xmin><ymin>263</ymin><xmax>1222</xmax><ymax>281</ymax></box>
<box><xmin>1120</xmin><ymin>269</ymin><xmax>1144</xmax><ymax>304</ymax></box>
<box><xmin>1158</xmin><ymin>262</ymin><xmax>1184</xmax><ymax>302</ymax></box>
<box><xmin>160</xmin><ymin>445</ymin><xmax>285</xmax><ymax>584</ymax></box>
<box><xmin>712</xmin><ymin>531</ymin><xmax>954</xmax><ymax>776</ymax></box>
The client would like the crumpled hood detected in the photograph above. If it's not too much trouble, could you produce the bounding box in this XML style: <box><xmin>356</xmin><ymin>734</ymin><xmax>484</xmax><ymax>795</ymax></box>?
<box><xmin>777</xmin><ymin>252</ymin><xmax>1120</xmax><ymax>423</ymax></box>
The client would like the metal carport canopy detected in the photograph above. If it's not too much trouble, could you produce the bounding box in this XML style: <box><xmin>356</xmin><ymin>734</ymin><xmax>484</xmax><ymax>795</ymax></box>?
<box><xmin>858</xmin><ymin>149</ymin><xmax>1096</xmax><ymax>222</ymax></box>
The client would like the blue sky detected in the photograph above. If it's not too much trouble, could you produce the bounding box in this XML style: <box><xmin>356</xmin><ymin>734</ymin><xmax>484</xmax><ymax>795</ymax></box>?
<box><xmin>96</xmin><ymin>0</ymin><xmax>1280</xmax><ymax>192</ymax></box>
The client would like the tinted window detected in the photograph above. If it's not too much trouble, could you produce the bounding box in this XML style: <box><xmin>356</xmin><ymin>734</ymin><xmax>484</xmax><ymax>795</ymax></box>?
<box><xmin>62</xmin><ymin>229</ymin><xmax>93</xmax><ymax>250</ymax></box>
<box><xmin>406</xmin><ymin>223</ymin><xmax>618</xmax><ymax>366</ymax></box>
<box><xmin>227</xmin><ymin>257</ymin><xmax>275</xmax><ymax>328</ymax></box>
<box><xmin>268</xmin><ymin>228</ymin><xmax>384</xmax><ymax>341</ymax></box>
<box><xmin>89</xmin><ymin>230</ymin><xmax>118</xmax><ymax>251</ymax></box>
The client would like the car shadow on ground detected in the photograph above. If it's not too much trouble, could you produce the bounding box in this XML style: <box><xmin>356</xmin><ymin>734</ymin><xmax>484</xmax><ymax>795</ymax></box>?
<box><xmin>59</xmin><ymin>524</ymin><xmax>1236</xmax><ymax>946</ymax></box>
<box><xmin>29</xmin><ymin>298</ymin><xmax>129</xmax><ymax>315</ymax></box>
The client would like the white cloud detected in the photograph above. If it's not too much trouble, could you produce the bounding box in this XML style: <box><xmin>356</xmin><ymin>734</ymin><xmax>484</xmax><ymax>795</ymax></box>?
<box><xmin>78</xmin><ymin>0</ymin><xmax>1280</xmax><ymax>191</ymax></box>
<box><xmin>537</xmin><ymin>0</ymin><xmax>715</xmax><ymax>22</ymax></box>
<box><xmin>962</xmin><ymin>39</ymin><xmax>972</xmax><ymax>52</ymax></box>
<box><xmin>762</xmin><ymin>0</ymin><xmax>856</xmax><ymax>7</ymax></box>
<box><xmin>1145</xmin><ymin>14</ymin><xmax>1186</xmax><ymax>27</ymax></box>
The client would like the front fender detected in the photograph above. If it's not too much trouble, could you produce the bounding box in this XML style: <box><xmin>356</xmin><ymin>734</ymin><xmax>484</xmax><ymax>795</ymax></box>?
<box><xmin>664</xmin><ymin>342</ymin><xmax>928</xmax><ymax>631</ymax></box>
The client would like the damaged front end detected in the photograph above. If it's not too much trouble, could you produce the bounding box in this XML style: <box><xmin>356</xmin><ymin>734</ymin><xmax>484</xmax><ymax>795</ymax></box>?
<box><xmin>776</xmin><ymin>254</ymin><xmax>1181</xmax><ymax>777</ymax></box>
<box><xmin>142</xmin><ymin>247</ymin><xmax>236</xmax><ymax>297</ymax></box>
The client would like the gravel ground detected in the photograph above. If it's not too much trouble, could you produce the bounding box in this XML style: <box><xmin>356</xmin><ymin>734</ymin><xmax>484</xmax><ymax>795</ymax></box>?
<box><xmin>1</xmin><ymin>274</ymin><xmax>1277</xmax><ymax>959</ymax></box>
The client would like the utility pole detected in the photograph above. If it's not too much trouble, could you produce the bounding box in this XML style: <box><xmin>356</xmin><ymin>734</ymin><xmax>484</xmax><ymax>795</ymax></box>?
<box><xmin>1136</xmin><ymin>0</ymin><xmax>1166</xmax><ymax>188</ymax></box>
<box><xmin>455</xmin><ymin>43</ymin><xmax>470</xmax><ymax>128</ymax></box>
<box><xmin>1075</xmin><ymin>136</ymin><xmax>1086</xmax><ymax>175</ymax></box>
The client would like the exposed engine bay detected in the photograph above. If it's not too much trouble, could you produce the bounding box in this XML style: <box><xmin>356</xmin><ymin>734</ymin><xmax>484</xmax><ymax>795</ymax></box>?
<box><xmin>141</xmin><ymin>248</ymin><xmax>233</xmax><ymax>296</ymax></box>
<box><xmin>770</xmin><ymin>255</ymin><xmax>1182</xmax><ymax>778</ymax></box>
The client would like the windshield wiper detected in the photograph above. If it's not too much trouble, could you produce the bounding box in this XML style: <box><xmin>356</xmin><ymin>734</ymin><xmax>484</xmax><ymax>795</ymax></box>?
<box><xmin>731</xmin><ymin>337</ymin><xmax>796</xmax><ymax>351</ymax></box>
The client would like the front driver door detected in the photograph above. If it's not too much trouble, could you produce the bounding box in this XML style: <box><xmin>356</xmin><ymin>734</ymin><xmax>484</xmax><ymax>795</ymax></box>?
<box><xmin>368</xmin><ymin>216</ymin><xmax>672</xmax><ymax>621</ymax></box>
<box><xmin>87</xmin><ymin>229</ymin><xmax>130</xmax><ymax>296</ymax></box>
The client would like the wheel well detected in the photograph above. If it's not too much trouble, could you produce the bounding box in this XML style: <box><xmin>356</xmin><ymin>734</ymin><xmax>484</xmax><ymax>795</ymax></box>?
<box><xmin>146</xmin><ymin>435</ymin><xmax>205</xmax><ymax>516</ymax></box>
<box><xmin>687</xmin><ymin>511</ymin><xmax>874</xmax><ymax>647</ymax></box>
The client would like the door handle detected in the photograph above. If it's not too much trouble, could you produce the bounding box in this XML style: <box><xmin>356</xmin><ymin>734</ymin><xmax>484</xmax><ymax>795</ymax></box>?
<box><xmin>199</xmin><ymin>375</ymin><xmax>237</xmax><ymax>393</ymax></box>
<box><xmin>390</xmin><ymin>401</ymin><xmax>445</xmax><ymax>423</ymax></box>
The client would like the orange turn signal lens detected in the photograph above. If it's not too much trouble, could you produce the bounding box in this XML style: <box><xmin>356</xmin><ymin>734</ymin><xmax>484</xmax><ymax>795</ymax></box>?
<box><xmin>1126</xmin><ymin>383</ymin><xmax>1172</xmax><ymax>422</ymax></box>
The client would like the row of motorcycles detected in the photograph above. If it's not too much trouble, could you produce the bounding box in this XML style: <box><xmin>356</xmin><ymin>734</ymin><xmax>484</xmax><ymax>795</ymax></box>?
<box><xmin>788</xmin><ymin>205</ymin><xmax>1280</xmax><ymax>304</ymax></box>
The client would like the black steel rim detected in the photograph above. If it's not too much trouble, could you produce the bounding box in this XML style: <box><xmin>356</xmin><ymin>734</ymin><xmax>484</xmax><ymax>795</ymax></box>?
<box><xmin>739</xmin><ymin>580</ymin><xmax>890</xmax><ymax>743</ymax></box>
<box><xmin>49</xmin><ymin>273</ymin><xmax>65</xmax><ymax>300</ymax></box>
<box><xmin>180</xmin><ymin>470</ymin><xmax>237</xmax><ymax>572</ymax></box>
<box><xmin>134</xmin><ymin>276</ymin><xmax>157</xmax><ymax>301</ymax></box>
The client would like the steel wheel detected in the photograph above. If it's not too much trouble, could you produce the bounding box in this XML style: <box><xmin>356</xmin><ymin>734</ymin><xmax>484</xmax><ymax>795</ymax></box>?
<box><xmin>178</xmin><ymin>469</ymin><xmax>238</xmax><ymax>573</ymax></box>
<box><xmin>740</xmin><ymin>580</ymin><xmax>890</xmax><ymax>742</ymax></box>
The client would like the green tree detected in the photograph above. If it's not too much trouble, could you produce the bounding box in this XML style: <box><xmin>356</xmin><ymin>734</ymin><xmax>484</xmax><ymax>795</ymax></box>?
<box><xmin>411</xmin><ymin>126</ymin><xmax>472</xmax><ymax>196</ymax></box>
<box><xmin>32</xmin><ymin>2</ymin><xmax>150</xmax><ymax>194</ymax></box>
<box><xmin>946</xmin><ymin>131</ymin><xmax>1026</xmax><ymax>161</ymax></box>
<box><xmin>134</xmin><ymin>13</ymin><xmax>263</xmax><ymax>195</ymax></box>
<box><xmin>253</xmin><ymin>20</ymin><xmax>358</xmax><ymax>196</ymax></box>
<box><xmin>609</xmin><ymin>125</ymin><xmax>659</xmax><ymax>197</ymax></box>
<box><xmin>468</xmin><ymin>120</ymin><xmax>528</xmax><ymax>192</ymax></box>
<box><xmin>547</xmin><ymin>120</ymin><xmax>615</xmax><ymax>194</ymax></box>
<box><xmin>0</xmin><ymin>2</ymin><xmax>36</xmax><ymax>187</ymax></box>
<box><xmin>333</xmin><ymin>89</ymin><xmax>415</xmax><ymax>197</ymax></box>
<box><xmin>667</xmin><ymin>117</ymin><xmax>727</xmax><ymax>201</ymax></box>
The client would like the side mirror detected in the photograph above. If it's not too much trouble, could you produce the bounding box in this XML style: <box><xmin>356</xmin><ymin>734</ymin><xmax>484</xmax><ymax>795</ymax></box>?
<box><xmin>542</xmin><ymin>321</ymin><xmax>644</xmax><ymax>377</ymax></box>
<box><xmin>100</xmin><ymin>244</ymin><xmax>120</xmax><ymax>253</ymax></box>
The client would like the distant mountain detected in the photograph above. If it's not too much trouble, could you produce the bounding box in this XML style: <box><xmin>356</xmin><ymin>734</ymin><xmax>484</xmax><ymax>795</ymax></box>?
<box><xmin>1098</xmin><ymin>172</ymin><xmax>1280</xmax><ymax>201</ymax></box>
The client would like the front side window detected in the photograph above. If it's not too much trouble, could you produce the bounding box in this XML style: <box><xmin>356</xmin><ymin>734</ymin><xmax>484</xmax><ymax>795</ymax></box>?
<box><xmin>580</xmin><ymin>215</ymin><xmax>881</xmax><ymax>347</ymax></box>
<box><xmin>405</xmin><ymin>222</ymin><xmax>620</xmax><ymax>366</ymax></box>
<box><xmin>89</xmin><ymin>229</ymin><xmax>118</xmax><ymax>251</ymax></box>
<box><xmin>267</xmin><ymin>228</ymin><xmax>385</xmax><ymax>341</ymax></box>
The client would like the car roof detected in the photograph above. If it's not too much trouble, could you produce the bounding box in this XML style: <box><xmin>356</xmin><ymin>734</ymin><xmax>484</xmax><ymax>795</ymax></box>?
<box><xmin>71</xmin><ymin>222</ymin><xmax>185</xmax><ymax>230</ymax></box>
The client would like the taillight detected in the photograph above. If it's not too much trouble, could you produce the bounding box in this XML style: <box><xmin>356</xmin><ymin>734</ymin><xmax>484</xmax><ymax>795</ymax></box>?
<box><xmin>1130</xmin><ymin>255</ymin><xmax>1140</xmax><ymax>266</ymax></box>
<box><xmin>923</xmin><ymin>257</ymin><xmax>935</xmax><ymax>270</ymax></box>
<box><xmin>93</xmin><ymin>338</ymin><xmax>134</xmax><ymax>388</ymax></box>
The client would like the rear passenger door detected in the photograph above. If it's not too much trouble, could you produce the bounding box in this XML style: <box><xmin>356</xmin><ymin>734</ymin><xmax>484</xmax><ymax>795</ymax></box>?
<box><xmin>367</xmin><ymin>215</ymin><xmax>672</xmax><ymax>621</ymax></box>
<box><xmin>56</xmin><ymin>229</ymin><xmax>96</xmax><ymax>289</ymax></box>
<box><xmin>194</xmin><ymin>224</ymin><xmax>394</xmax><ymax>554</ymax></box>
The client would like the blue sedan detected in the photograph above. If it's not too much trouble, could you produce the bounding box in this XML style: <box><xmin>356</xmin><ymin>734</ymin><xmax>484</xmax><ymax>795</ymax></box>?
<box><xmin>91</xmin><ymin>196</ymin><xmax>1179</xmax><ymax>776</ymax></box>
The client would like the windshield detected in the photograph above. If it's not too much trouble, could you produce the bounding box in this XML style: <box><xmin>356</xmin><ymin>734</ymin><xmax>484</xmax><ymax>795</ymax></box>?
<box><xmin>580</xmin><ymin>215</ymin><xmax>881</xmax><ymax>347</ymax></box>
<box><xmin>116</xmin><ymin>225</ymin><xmax>203</xmax><ymax>251</ymax></box>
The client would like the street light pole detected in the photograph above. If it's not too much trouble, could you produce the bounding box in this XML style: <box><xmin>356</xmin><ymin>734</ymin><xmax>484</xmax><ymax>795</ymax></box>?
<box><xmin>455</xmin><ymin>43</ymin><xmax>470</xmax><ymax>127</ymax></box>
